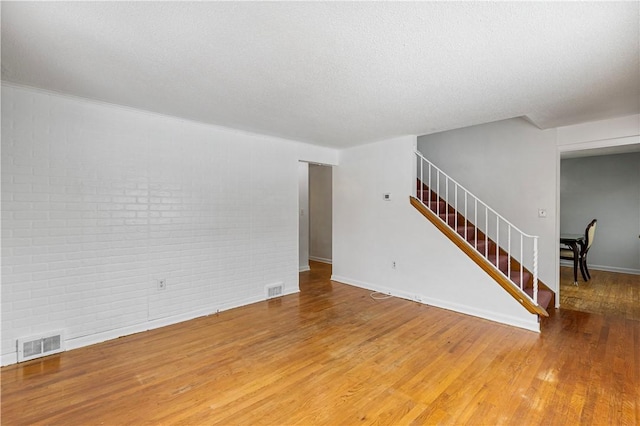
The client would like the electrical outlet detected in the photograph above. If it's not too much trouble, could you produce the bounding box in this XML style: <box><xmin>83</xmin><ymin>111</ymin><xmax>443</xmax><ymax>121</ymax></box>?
<box><xmin>158</xmin><ymin>279</ymin><xmax>166</xmax><ymax>290</ymax></box>
<box><xmin>392</xmin><ymin>261</ymin><xmax>396</xmax><ymax>269</ymax></box>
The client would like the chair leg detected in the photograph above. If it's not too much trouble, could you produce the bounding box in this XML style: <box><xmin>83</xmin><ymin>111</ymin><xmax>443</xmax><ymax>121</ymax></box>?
<box><xmin>579</xmin><ymin>257</ymin><xmax>588</xmax><ymax>281</ymax></box>
<box><xmin>572</xmin><ymin>255</ymin><xmax>579</xmax><ymax>285</ymax></box>
<box><xmin>583</xmin><ymin>255</ymin><xmax>591</xmax><ymax>280</ymax></box>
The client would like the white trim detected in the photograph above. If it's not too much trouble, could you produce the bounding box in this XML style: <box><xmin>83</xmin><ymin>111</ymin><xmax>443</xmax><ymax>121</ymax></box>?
<box><xmin>299</xmin><ymin>265</ymin><xmax>311</xmax><ymax>272</ymax></box>
<box><xmin>2</xmin><ymin>353</ymin><xmax>18</xmax><ymax>366</ymax></box>
<box><xmin>555</xmin><ymin>135</ymin><xmax>562</xmax><ymax>308</ymax></box>
<box><xmin>559</xmin><ymin>260</ymin><xmax>640</xmax><ymax>276</ymax></box>
<box><xmin>1</xmin><ymin>288</ymin><xmax>300</xmax><ymax>367</ymax></box>
<box><xmin>557</xmin><ymin>135</ymin><xmax>640</xmax><ymax>153</ymax></box>
<box><xmin>308</xmin><ymin>256</ymin><xmax>332</xmax><ymax>264</ymax></box>
<box><xmin>330</xmin><ymin>275</ymin><xmax>540</xmax><ymax>333</ymax></box>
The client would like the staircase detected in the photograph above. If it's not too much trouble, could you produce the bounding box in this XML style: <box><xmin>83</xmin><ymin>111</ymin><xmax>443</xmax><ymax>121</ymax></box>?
<box><xmin>412</xmin><ymin>151</ymin><xmax>553</xmax><ymax>318</ymax></box>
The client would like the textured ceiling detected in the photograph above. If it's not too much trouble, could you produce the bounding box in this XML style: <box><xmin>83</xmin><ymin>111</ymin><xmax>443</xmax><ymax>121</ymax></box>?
<box><xmin>2</xmin><ymin>2</ymin><xmax>639</xmax><ymax>148</ymax></box>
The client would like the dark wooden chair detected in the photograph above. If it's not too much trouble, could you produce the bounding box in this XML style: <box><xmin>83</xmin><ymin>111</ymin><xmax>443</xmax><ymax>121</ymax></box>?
<box><xmin>560</xmin><ymin>219</ymin><xmax>597</xmax><ymax>283</ymax></box>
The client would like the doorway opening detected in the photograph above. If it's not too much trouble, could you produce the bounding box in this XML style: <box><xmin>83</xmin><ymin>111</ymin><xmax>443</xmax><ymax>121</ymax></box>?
<box><xmin>298</xmin><ymin>162</ymin><xmax>333</xmax><ymax>275</ymax></box>
<box><xmin>558</xmin><ymin>144</ymin><xmax>640</xmax><ymax>320</ymax></box>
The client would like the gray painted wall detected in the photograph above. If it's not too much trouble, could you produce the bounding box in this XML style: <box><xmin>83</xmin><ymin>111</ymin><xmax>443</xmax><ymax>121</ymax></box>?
<box><xmin>309</xmin><ymin>164</ymin><xmax>332</xmax><ymax>262</ymax></box>
<box><xmin>560</xmin><ymin>153</ymin><xmax>640</xmax><ymax>273</ymax></box>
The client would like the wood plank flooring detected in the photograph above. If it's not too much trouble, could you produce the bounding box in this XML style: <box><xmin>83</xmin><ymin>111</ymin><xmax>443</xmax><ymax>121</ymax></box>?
<box><xmin>560</xmin><ymin>266</ymin><xmax>640</xmax><ymax>320</ymax></box>
<box><xmin>2</xmin><ymin>261</ymin><xmax>639</xmax><ymax>425</ymax></box>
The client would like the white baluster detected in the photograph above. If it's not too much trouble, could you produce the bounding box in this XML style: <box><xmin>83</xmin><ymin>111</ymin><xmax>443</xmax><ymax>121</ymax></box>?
<box><xmin>454</xmin><ymin>185</ymin><xmax>458</xmax><ymax>230</ymax></box>
<box><xmin>508</xmin><ymin>226</ymin><xmax>512</xmax><ymax>284</ymax></box>
<box><xmin>520</xmin><ymin>234</ymin><xmax>523</xmax><ymax>290</ymax></box>
<box><xmin>533</xmin><ymin>237</ymin><xmax>539</xmax><ymax>304</ymax></box>
<box><xmin>436</xmin><ymin>172</ymin><xmax>440</xmax><ymax>216</ymax></box>
<box><xmin>484</xmin><ymin>207</ymin><xmax>488</xmax><ymax>258</ymax></box>
<box><xmin>474</xmin><ymin>199</ymin><xmax>478</xmax><ymax>250</ymax></box>
<box><xmin>420</xmin><ymin>159</ymin><xmax>423</xmax><ymax>201</ymax></box>
<box><xmin>464</xmin><ymin>192</ymin><xmax>467</xmax><ymax>241</ymax></box>
<box><xmin>496</xmin><ymin>216</ymin><xmax>499</xmax><ymax>269</ymax></box>
<box><xmin>445</xmin><ymin>178</ymin><xmax>449</xmax><ymax>224</ymax></box>
<box><xmin>428</xmin><ymin>163</ymin><xmax>432</xmax><ymax>210</ymax></box>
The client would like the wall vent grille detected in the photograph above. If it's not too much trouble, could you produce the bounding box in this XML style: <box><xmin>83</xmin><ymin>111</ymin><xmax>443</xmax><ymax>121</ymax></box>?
<box><xmin>17</xmin><ymin>331</ymin><xmax>65</xmax><ymax>362</ymax></box>
<box><xmin>266</xmin><ymin>282</ymin><xmax>284</xmax><ymax>299</ymax></box>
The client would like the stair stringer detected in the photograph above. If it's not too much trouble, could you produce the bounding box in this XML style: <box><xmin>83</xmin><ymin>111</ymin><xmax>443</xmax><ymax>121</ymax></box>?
<box><xmin>410</xmin><ymin>196</ymin><xmax>549</xmax><ymax>318</ymax></box>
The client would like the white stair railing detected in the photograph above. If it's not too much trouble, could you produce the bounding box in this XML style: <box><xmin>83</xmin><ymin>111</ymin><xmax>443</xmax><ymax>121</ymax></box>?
<box><xmin>415</xmin><ymin>150</ymin><xmax>540</xmax><ymax>305</ymax></box>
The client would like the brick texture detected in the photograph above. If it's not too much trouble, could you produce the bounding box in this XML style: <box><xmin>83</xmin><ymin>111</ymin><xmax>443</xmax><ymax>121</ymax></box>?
<box><xmin>1</xmin><ymin>85</ymin><xmax>306</xmax><ymax>362</ymax></box>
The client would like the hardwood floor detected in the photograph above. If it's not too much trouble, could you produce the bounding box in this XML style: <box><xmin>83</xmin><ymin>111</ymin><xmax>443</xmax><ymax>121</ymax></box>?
<box><xmin>560</xmin><ymin>266</ymin><xmax>640</xmax><ymax>321</ymax></box>
<box><xmin>2</xmin><ymin>261</ymin><xmax>639</xmax><ymax>425</ymax></box>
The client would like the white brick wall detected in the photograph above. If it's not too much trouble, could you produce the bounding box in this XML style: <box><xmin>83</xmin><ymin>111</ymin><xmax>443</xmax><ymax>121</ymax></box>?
<box><xmin>1</xmin><ymin>84</ymin><xmax>338</xmax><ymax>365</ymax></box>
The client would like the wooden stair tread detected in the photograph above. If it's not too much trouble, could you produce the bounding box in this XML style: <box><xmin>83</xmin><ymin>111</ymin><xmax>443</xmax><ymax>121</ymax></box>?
<box><xmin>525</xmin><ymin>287</ymin><xmax>553</xmax><ymax>310</ymax></box>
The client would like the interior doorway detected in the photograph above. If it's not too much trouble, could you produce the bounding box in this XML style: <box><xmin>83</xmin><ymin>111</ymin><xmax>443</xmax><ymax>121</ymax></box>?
<box><xmin>298</xmin><ymin>162</ymin><xmax>333</xmax><ymax>273</ymax></box>
<box><xmin>557</xmin><ymin>143</ymin><xmax>640</xmax><ymax>318</ymax></box>
<box><xmin>308</xmin><ymin>164</ymin><xmax>333</xmax><ymax>266</ymax></box>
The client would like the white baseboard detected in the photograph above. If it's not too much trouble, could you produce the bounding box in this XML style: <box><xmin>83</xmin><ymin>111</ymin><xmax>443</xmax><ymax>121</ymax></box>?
<box><xmin>299</xmin><ymin>265</ymin><xmax>310</xmax><ymax>272</ymax></box>
<box><xmin>330</xmin><ymin>275</ymin><xmax>540</xmax><ymax>333</ymax></box>
<box><xmin>559</xmin><ymin>260</ymin><xmax>640</xmax><ymax>276</ymax></box>
<box><xmin>1</xmin><ymin>288</ymin><xmax>300</xmax><ymax>367</ymax></box>
<box><xmin>2</xmin><ymin>353</ymin><xmax>17</xmax><ymax>366</ymax></box>
<box><xmin>309</xmin><ymin>256</ymin><xmax>332</xmax><ymax>264</ymax></box>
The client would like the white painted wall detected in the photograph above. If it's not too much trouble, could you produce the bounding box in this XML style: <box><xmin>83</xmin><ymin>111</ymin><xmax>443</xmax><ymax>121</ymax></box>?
<box><xmin>298</xmin><ymin>162</ymin><xmax>310</xmax><ymax>271</ymax></box>
<box><xmin>560</xmin><ymin>153</ymin><xmax>640</xmax><ymax>274</ymax></box>
<box><xmin>309</xmin><ymin>164</ymin><xmax>332</xmax><ymax>263</ymax></box>
<box><xmin>417</xmin><ymin>118</ymin><xmax>558</xmax><ymax>292</ymax></box>
<box><xmin>332</xmin><ymin>135</ymin><xmax>539</xmax><ymax>332</ymax></box>
<box><xmin>0</xmin><ymin>84</ymin><xmax>338</xmax><ymax>365</ymax></box>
